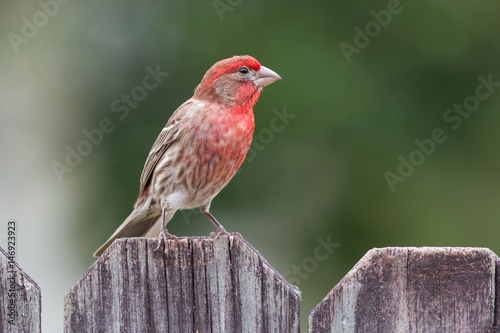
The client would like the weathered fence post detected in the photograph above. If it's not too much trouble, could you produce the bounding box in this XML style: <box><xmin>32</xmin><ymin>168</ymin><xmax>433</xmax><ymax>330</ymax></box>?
<box><xmin>308</xmin><ymin>247</ymin><xmax>500</xmax><ymax>333</ymax></box>
<box><xmin>0</xmin><ymin>246</ymin><xmax>41</xmax><ymax>332</ymax></box>
<box><xmin>66</xmin><ymin>240</ymin><xmax>500</xmax><ymax>332</ymax></box>
<box><xmin>64</xmin><ymin>235</ymin><xmax>301</xmax><ymax>332</ymax></box>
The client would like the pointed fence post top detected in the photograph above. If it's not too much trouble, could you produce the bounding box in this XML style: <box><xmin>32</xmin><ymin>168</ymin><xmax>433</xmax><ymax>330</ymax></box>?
<box><xmin>309</xmin><ymin>247</ymin><xmax>500</xmax><ymax>333</ymax></box>
<box><xmin>65</xmin><ymin>235</ymin><xmax>301</xmax><ymax>332</ymax></box>
<box><xmin>0</xmin><ymin>246</ymin><xmax>41</xmax><ymax>333</ymax></box>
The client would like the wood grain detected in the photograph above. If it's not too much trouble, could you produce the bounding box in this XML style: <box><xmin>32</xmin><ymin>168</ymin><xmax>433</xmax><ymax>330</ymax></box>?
<box><xmin>308</xmin><ymin>247</ymin><xmax>499</xmax><ymax>333</ymax></box>
<box><xmin>64</xmin><ymin>235</ymin><xmax>300</xmax><ymax>332</ymax></box>
<box><xmin>0</xmin><ymin>246</ymin><xmax>41</xmax><ymax>333</ymax></box>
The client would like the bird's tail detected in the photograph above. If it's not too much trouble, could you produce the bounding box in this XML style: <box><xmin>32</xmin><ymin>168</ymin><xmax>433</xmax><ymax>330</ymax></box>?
<box><xmin>93</xmin><ymin>208</ymin><xmax>176</xmax><ymax>257</ymax></box>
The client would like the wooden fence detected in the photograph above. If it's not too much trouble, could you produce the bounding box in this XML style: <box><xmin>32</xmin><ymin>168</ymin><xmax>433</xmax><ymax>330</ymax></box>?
<box><xmin>0</xmin><ymin>246</ymin><xmax>41</xmax><ymax>333</ymax></box>
<box><xmin>1</xmin><ymin>235</ymin><xmax>500</xmax><ymax>332</ymax></box>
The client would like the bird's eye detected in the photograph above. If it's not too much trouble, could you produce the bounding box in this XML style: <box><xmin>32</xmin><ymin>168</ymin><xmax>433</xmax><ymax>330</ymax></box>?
<box><xmin>238</xmin><ymin>67</ymin><xmax>249</xmax><ymax>75</ymax></box>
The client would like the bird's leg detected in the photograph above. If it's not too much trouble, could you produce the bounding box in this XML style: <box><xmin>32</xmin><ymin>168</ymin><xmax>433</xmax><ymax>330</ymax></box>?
<box><xmin>160</xmin><ymin>208</ymin><xmax>178</xmax><ymax>240</ymax></box>
<box><xmin>155</xmin><ymin>208</ymin><xmax>177</xmax><ymax>251</ymax></box>
<box><xmin>200</xmin><ymin>204</ymin><xmax>229</xmax><ymax>237</ymax></box>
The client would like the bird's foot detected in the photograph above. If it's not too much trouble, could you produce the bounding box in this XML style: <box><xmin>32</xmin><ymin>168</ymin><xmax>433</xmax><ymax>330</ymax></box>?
<box><xmin>209</xmin><ymin>227</ymin><xmax>229</xmax><ymax>238</ymax></box>
<box><xmin>227</xmin><ymin>231</ymin><xmax>242</xmax><ymax>247</ymax></box>
<box><xmin>160</xmin><ymin>228</ymin><xmax>179</xmax><ymax>241</ymax></box>
<box><xmin>154</xmin><ymin>229</ymin><xmax>178</xmax><ymax>251</ymax></box>
<box><xmin>228</xmin><ymin>231</ymin><xmax>242</xmax><ymax>238</ymax></box>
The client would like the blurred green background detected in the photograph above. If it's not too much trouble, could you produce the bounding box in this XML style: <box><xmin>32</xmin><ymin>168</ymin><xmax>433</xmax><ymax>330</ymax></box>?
<box><xmin>1</xmin><ymin>1</ymin><xmax>500</xmax><ymax>331</ymax></box>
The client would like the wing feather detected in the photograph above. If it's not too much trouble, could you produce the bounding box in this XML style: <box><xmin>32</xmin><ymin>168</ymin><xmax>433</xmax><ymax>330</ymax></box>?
<box><xmin>136</xmin><ymin>99</ymin><xmax>195</xmax><ymax>199</ymax></box>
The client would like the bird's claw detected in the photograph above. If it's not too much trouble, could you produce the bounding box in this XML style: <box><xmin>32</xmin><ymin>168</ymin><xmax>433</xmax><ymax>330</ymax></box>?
<box><xmin>228</xmin><ymin>231</ymin><xmax>242</xmax><ymax>238</ymax></box>
<box><xmin>154</xmin><ymin>229</ymin><xmax>178</xmax><ymax>251</ymax></box>
<box><xmin>153</xmin><ymin>238</ymin><xmax>163</xmax><ymax>252</ymax></box>
<box><xmin>161</xmin><ymin>229</ymin><xmax>179</xmax><ymax>241</ymax></box>
<box><xmin>227</xmin><ymin>232</ymin><xmax>242</xmax><ymax>247</ymax></box>
<box><xmin>209</xmin><ymin>227</ymin><xmax>229</xmax><ymax>238</ymax></box>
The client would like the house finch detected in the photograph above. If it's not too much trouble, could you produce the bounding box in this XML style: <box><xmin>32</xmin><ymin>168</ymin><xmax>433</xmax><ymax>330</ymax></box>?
<box><xmin>94</xmin><ymin>55</ymin><xmax>281</xmax><ymax>257</ymax></box>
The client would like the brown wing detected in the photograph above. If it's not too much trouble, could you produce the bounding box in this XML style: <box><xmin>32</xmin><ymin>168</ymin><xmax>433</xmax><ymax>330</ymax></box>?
<box><xmin>136</xmin><ymin>99</ymin><xmax>195</xmax><ymax>200</ymax></box>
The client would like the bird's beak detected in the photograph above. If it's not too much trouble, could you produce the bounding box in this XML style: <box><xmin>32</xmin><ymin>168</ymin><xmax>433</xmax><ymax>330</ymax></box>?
<box><xmin>254</xmin><ymin>65</ymin><xmax>281</xmax><ymax>87</ymax></box>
